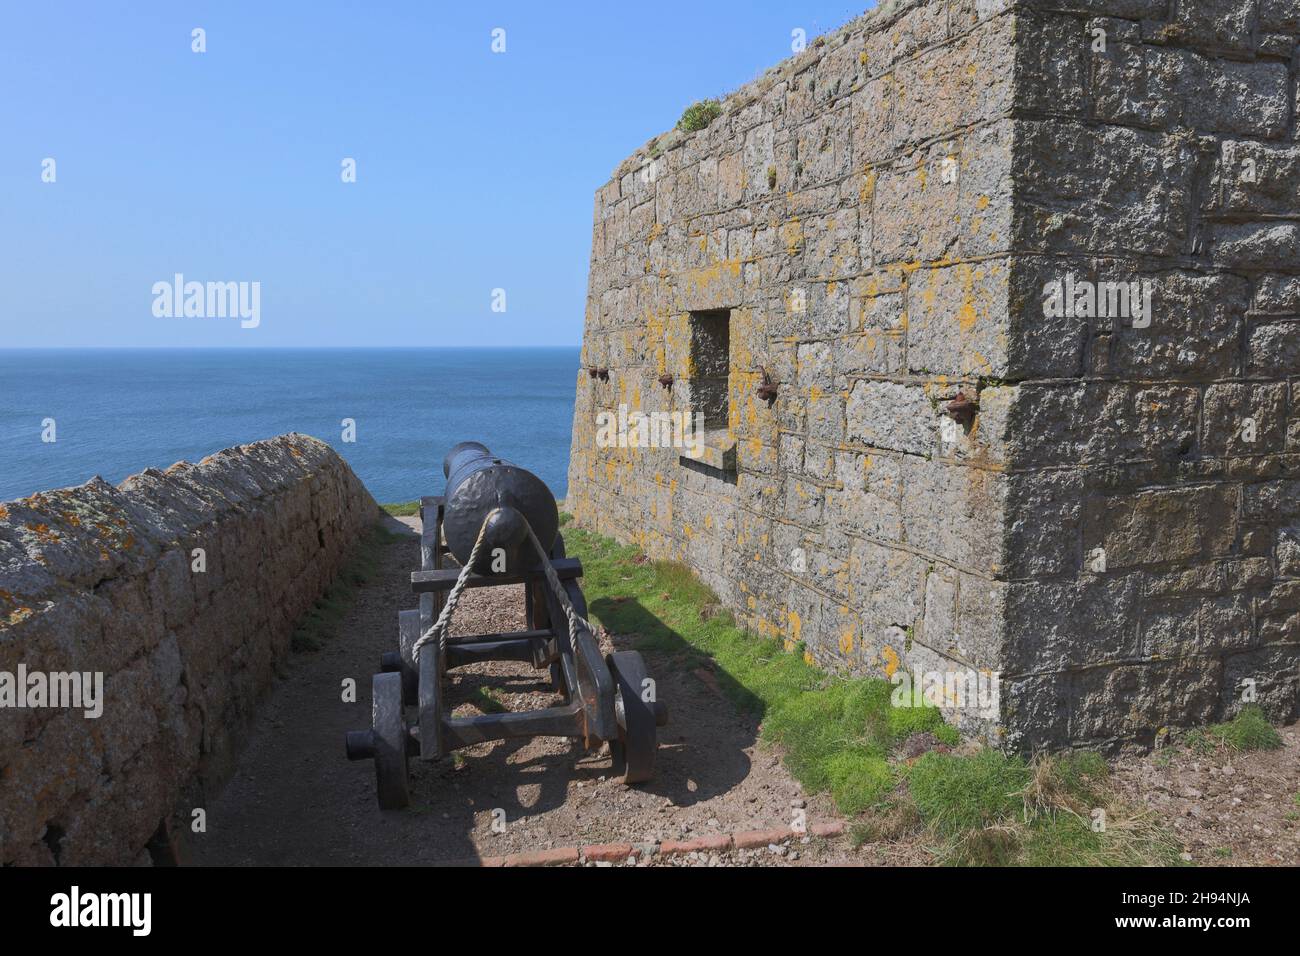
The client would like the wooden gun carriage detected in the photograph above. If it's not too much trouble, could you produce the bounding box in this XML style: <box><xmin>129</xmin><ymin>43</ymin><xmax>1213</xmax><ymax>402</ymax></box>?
<box><xmin>346</xmin><ymin>442</ymin><xmax>667</xmax><ymax>810</ymax></box>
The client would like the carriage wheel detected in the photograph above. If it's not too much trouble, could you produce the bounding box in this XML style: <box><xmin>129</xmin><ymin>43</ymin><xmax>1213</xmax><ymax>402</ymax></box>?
<box><xmin>372</xmin><ymin>672</ymin><xmax>410</xmax><ymax>810</ymax></box>
<box><xmin>417</xmin><ymin>643</ymin><xmax>444</xmax><ymax>761</ymax></box>
<box><xmin>606</xmin><ymin>651</ymin><xmax>657</xmax><ymax>785</ymax></box>
<box><xmin>398</xmin><ymin>610</ymin><xmax>420</xmax><ymax>706</ymax></box>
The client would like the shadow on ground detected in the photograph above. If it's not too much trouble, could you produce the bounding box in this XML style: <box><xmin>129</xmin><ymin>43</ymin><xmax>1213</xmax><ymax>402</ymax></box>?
<box><xmin>188</xmin><ymin>517</ymin><xmax>806</xmax><ymax>866</ymax></box>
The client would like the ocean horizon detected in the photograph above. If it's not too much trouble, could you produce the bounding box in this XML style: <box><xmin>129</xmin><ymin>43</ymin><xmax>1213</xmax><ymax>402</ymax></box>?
<box><xmin>0</xmin><ymin>347</ymin><xmax>581</xmax><ymax>504</ymax></box>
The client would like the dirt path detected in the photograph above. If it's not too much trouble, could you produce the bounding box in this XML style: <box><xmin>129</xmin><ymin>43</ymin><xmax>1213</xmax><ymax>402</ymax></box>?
<box><xmin>190</xmin><ymin>515</ymin><xmax>850</xmax><ymax>866</ymax></box>
<box><xmin>1109</xmin><ymin>728</ymin><xmax>1300</xmax><ymax>867</ymax></box>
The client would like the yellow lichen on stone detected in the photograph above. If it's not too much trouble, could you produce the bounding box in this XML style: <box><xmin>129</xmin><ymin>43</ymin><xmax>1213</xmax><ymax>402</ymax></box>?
<box><xmin>6</xmin><ymin>606</ymin><xmax>35</xmax><ymax>626</ymax></box>
<box><xmin>24</xmin><ymin>523</ymin><xmax>60</xmax><ymax>544</ymax></box>
<box><xmin>780</xmin><ymin>217</ymin><xmax>804</xmax><ymax>256</ymax></box>
<box><xmin>684</xmin><ymin>258</ymin><xmax>742</xmax><ymax>294</ymax></box>
<box><xmin>882</xmin><ymin>644</ymin><xmax>900</xmax><ymax>677</ymax></box>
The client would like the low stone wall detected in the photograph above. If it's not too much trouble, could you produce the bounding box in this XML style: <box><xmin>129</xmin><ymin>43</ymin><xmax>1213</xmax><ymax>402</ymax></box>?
<box><xmin>0</xmin><ymin>434</ymin><xmax>377</xmax><ymax>865</ymax></box>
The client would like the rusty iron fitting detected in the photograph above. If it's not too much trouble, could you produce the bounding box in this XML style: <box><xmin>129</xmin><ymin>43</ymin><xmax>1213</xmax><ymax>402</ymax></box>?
<box><xmin>944</xmin><ymin>391</ymin><xmax>979</xmax><ymax>425</ymax></box>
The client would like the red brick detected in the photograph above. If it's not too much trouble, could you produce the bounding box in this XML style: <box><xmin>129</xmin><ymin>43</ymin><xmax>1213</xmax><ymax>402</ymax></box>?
<box><xmin>503</xmin><ymin>847</ymin><xmax>581</xmax><ymax>867</ymax></box>
<box><xmin>732</xmin><ymin>827</ymin><xmax>792</xmax><ymax>850</ymax></box>
<box><xmin>810</xmin><ymin>820</ymin><xmax>846</xmax><ymax>838</ymax></box>
<box><xmin>583</xmin><ymin>842</ymin><xmax>634</xmax><ymax>862</ymax></box>
<box><xmin>660</xmin><ymin>834</ymin><xmax>733</xmax><ymax>856</ymax></box>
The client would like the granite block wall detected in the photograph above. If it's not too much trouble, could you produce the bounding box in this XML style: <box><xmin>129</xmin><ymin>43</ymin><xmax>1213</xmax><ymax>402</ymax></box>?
<box><xmin>567</xmin><ymin>0</ymin><xmax>1300</xmax><ymax>751</ymax></box>
<box><xmin>0</xmin><ymin>434</ymin><xmax>377</xmax><ymax>864</ymax></box>
<box><xmin>1004</xmin><ymin>0</ymin><xmax>1300</xmax><ymax>749</ymax></box>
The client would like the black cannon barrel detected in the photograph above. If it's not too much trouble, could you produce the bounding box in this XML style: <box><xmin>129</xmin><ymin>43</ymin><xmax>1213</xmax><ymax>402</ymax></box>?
<box><xmin>441</xmin><ymin>442</ymin><xmax>559</xmax><ymax>575</ymax></box>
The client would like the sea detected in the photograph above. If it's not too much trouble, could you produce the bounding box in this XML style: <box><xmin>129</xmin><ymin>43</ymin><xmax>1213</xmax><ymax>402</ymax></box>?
<box><xmin>0</xmin><ymin>348</ymin><xmax>581</xmax><ymax>505</ymax></box>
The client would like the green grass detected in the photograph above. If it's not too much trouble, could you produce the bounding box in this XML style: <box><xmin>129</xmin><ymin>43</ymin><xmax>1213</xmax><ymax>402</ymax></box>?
<box><xmin>1196</xmin><ymin>706</ymin><xmax>1284</xmax><ymax>753</ymax></box>
<box><xmin>290</xmin><ymin>517</ymin><xmax>402</xmax><ymax>652</ymax></box>
<box><xmin>566</xmin><ymin>523</ymin><xmax>952</xmax><ymax>815</ymax></box>
<box><xmin>1049</xmin><ymin>749</ymin><xmax>1110</xmax><ymax>807</ymax></box>
<box><xmin>564</xmin><ymin>519</ymin><xmax>1186</xmax><ymax>867</ymax></box>
<box><xmin>677</xmin><ymin>98</ymin><xmax>722</xmax><ymax>133</ymax></box>
<box><xmin>848</xmin><ymin>799</ymin><xmax>920</xmax><ymax>847</ymax></box>
<box><xmin>1014</xmin><ymin>811</ymin><xmax>1181</xmax><ymax>868</ymax></box>
<box><xmin>908</xmin><ymin>750</ymin><xmax>1030</xmax><ymax>837</ymax></box>
<box><xmin>468</xmin><ymin>686</ymin><xmax>508</xmax><ymax>714</ymax></box>
<box><xmin>906</xmin><ymin>749</ymin><xmax>1181</xmax><ymax>866</ymax></box>
<box><xmin>380</xmin><ymin>501</ymin><xmax>420</xmax><ymax>517</ymax></box>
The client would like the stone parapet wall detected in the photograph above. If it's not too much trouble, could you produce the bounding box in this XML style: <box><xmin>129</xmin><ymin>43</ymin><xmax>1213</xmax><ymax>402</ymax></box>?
<box><xmin>0</xmin><ymin>434</ymin><xmax>377</xmax><ymax>864</ymax></box>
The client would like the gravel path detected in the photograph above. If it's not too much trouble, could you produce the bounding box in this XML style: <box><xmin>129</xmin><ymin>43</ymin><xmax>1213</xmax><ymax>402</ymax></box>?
<box><xmin>1109</xmin><ymin>727</ymin><xmax>1300</xmax><ymax>866</ymax></box>
<box><xmin>190</xmin><ymin>515</ymin><xmax>851</xmax><ymax>866</ymax></box>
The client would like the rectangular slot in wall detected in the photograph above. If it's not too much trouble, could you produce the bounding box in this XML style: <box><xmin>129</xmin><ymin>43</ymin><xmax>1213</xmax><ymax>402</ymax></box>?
<box><xmin>688</xmin><ymin>309</ymin><xmax>730</xmax><ymax>433</ymax></box>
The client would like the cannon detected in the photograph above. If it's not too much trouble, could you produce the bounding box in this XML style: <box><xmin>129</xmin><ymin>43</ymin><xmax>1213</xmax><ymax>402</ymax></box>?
<box><xmin>345</xmin><ymin>442</ymin><xmax>667</xmax><ymax>810</ymax></box>
<box><xmin>441</xmin><ymin>441</ymin><xmax>560</xmax><ymax>574</ymax></box>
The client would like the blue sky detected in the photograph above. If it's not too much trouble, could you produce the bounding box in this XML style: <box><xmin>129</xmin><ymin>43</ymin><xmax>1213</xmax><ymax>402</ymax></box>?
<box><xmin>1</xmin><ymin>1</ymin><xmax>866</xmax><ymax>348</ymax></box>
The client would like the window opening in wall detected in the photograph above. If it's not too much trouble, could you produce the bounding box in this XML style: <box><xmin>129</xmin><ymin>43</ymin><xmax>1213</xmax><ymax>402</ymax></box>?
<box><xmin>689</xmin><ymin>309</ymin><xmax>730</xmax><ymax>434</ymax></box>
<box><xmin>682</xmin><ymin>308</ymin><xmax>737</xmax><ymax>477</ymax></box>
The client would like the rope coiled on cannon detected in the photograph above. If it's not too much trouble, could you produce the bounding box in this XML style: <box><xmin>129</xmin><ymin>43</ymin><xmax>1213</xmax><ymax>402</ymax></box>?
<box><xmin>409</xmin><ymin>507</ymin><xmax>593</xmax><ymax>664</ymax></box>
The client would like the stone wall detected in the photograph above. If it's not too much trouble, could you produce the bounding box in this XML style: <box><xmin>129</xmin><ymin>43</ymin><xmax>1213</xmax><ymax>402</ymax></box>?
<box><xmin>1005</xmin><ymin>0</ymin><xmax>1300</xmax><ymax>749</ymax></box>
<box><xmin>567</xmin><ymin>0</ymin><xmax>1300</xmax><ymax>751</ymax></box>
<box><xmin>0</xmin><ymin>434</ymin><xmax>377</xmax><ymax>864</ymax></box>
